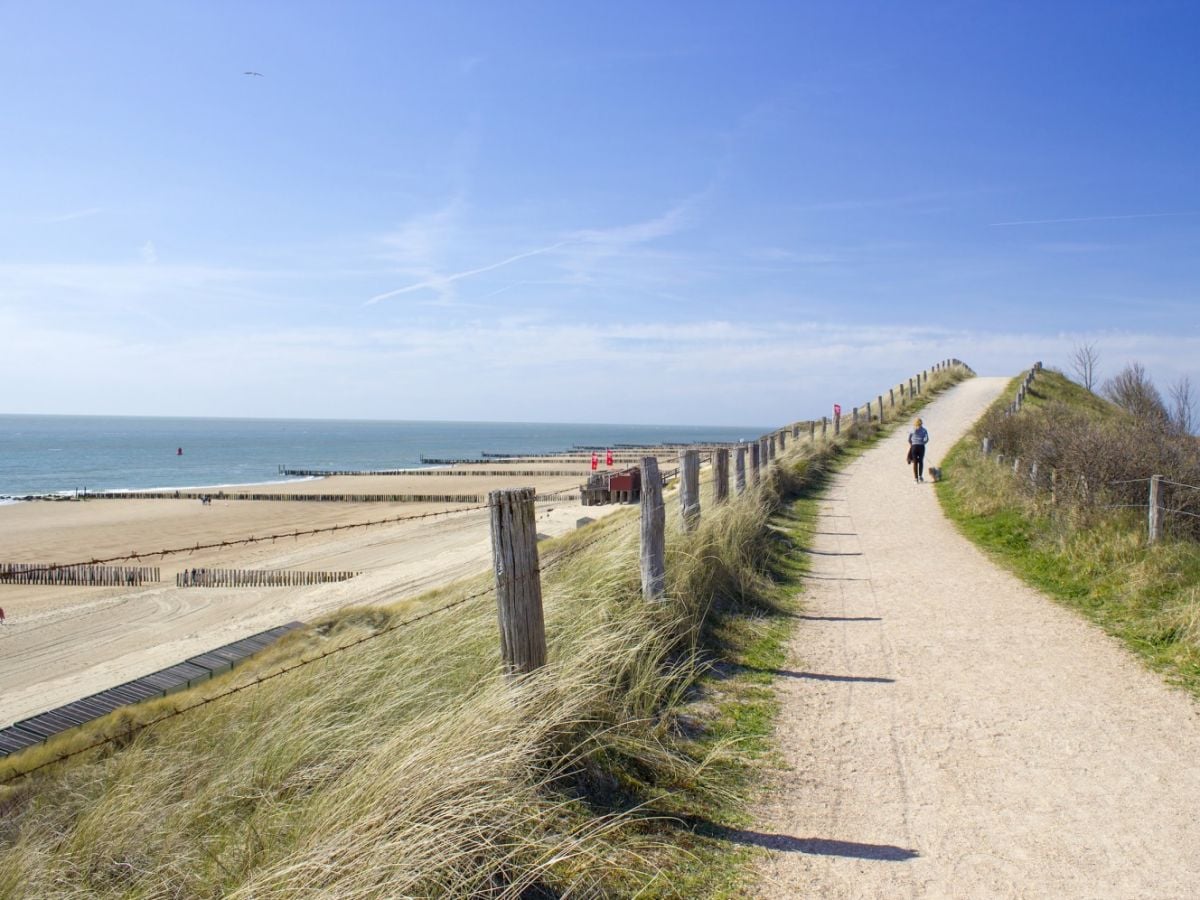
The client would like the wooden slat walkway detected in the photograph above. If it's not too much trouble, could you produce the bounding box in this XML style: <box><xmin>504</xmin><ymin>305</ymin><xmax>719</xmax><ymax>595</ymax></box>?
<box><xmin>0</xmin><ymin>622</ymin><xmax>302</xmax><ymax>757</ymax></box>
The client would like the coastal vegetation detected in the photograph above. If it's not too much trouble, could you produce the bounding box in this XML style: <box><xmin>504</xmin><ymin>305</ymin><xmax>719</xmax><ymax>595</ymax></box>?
<box><xmin>938</xmin><ymin>368</ymin><xmax>1200</xmax><ymax>696</ymax></box>
<box><xmin>0</xmin><ymin>366</ymin><xmax>969</xmax><ymax>898</ymax></box>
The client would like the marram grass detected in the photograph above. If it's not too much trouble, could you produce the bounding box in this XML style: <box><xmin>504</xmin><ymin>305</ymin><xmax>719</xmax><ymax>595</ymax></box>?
<box><xmin>0</xmin><ymin>366</ymin><xmax>970</xmax><ymax>898</ymax></box>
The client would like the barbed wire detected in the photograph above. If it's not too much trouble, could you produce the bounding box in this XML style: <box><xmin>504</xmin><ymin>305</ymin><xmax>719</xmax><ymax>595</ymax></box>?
<box><xmin>0</xmin><ymin>583</ymin><xmax>497</xmax><ymax>786</ymax></box>
<box><xmin>1167</xmin><ymin>508</ymin><xmax>1200</xmax><ymax>520</ymax></box>
<box><xmin>1107</xmin><ymin>478</ymin><xmax>1152</xmax><ymax>486</ymax></box>
<box><xmin>1160</xmin><ymin>479</ymin><xmax>1200</xmax><ymax>492</ymax></box>
<box><xmin>0</xmin><ymin>488</ymin><xmax>587</xmax><ymax>582</ymax></box>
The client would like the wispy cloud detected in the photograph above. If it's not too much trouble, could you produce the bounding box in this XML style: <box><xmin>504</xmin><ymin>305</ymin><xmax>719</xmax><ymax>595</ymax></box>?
<box><xmin>365</xmin><ymin>241</ymin><xmax>568</xmax><ymax>305</ymax></box>
<box><xmin>989</xmin><ymin>212</ymin><xmax>1196</xmax><ymax>227</ymax></box>
<box><xmin>42</xmin><ymin>207</ymin><xmax>103</xmax><ymax>224</ymax></box>
<box><xmin>140</xmin><ymin>241</ymin><xmax>158</xmax><ymax>265</ymax></box>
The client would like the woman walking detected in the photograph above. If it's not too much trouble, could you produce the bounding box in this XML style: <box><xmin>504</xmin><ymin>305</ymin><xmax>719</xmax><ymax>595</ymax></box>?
<box><xmin>908</xmin><ymin>418</ymin><xmax>929</xmax><ymax>482</ymax></box>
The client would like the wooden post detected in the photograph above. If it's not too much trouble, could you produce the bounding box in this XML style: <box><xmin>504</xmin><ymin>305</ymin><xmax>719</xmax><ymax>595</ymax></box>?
<box><xmin>877</xmin><ymin>395</ymin><xmax>884</xmax><ymax>421</ymax></box>
<box><xmin>779</xmin><ymin>430</ymin><xmax>786</xmax><ymax>451</ymax></box>
<box><xmin>809</xmin><ymin>421</ymin><xmax>816</xmax><ymax>442</ymax></box>
<box><xmin>714</xmin><ymin>448</ymin><xmax>730</xmax><ymax>504</ymax></box>
<box><xmin>640</xmin><ymin>457</ymin><xmax>666</xmax><ymax>601</ymax></box>
<box><xmin>852</xmin><ymin>407</ymin><xmax>859</xmax><ymax>426</ymax></box>
<box><xmin>792</xmin><ymin>424</ymin><xmax>799</xmax><ymax>439</ymax></box>
<box><xmin>489</xmin><ymin>487</ymin><xmax>547</xmax><ymax>676</ymax></box>
<box><xmin>1050</xmin><ymin>468</ymin><xmax>1057</xmax><ymax>505</ymax></box>
<box><xmin>760</xmin><ymin>437</ymin><xmax>769</xmax><ymax>470</ymax></box>
<box><xmin>908</xmin><ymin>377</ymin><xmax>914</xmax><ymax>396</ymax></box>
<box><xmin>769</xmin><ymin>434</ymin><xmax>777</xmax><ymax>459</ymax></box>
<box><xmin>982</xmin><ymin>437</ymin><xmax>993</xmax><ymax>456</ymax></box>
<box><xmin>750</xmin><ymin>442</ymin><xmax>760</xmax><ymax>484</ymax></box>
<box><xmin>680</xmin><ymin>449</ymin><xmax>700</xmax><ymax>531</ymax></box>
<box><xmin>735</xmin><ymin>446</ymin><xmax>746</xmax><ymax>495</ymax></box>
<box><xmin>890</xmin><ymin>387</ymin><xmax>895</xmax><ymax>408</ymax></box>
<box><xmin>833</xmin><ymin>414</ymin><xmax>840</xmax><ymax>436</ymax></box>
<box><xmin>1148</xmin><ymin>474</ymin><xmax>1164</xmax><ymax>544</ymax></box>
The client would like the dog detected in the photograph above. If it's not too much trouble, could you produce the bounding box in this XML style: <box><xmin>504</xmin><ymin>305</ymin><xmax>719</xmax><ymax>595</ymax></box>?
<box><xmin>928</xmin><ymin>466</ymin><xmax>942</xmax><ymax>483</ymax></box>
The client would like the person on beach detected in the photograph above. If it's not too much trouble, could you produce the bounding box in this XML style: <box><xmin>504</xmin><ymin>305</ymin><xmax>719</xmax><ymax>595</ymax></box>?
<box><xmin>908</xmin><ymin>418</ymin><xmax>930</xmax><ymax>482</ymax></box>
<box><xmin>0</xmin><ymin>606</ymin><xmax>6</xmax><ymax>625</ymax></box>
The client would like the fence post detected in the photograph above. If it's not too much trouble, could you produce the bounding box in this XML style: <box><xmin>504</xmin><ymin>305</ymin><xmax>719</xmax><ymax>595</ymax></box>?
<box><xmin>890</xmin><ymin>387</ymin><xmax>895</xmax><ymax>408</ymax></box>
<box><xmin>714</xmin><ymin>448</ymin><xmax>730</xmax><ymax>504</ymax></box>
<box><xmin>982</xmin><ymin>437</ymin><xmax>993</xmax><ymax>456</ymax></box>
<box><xmin>640</xmin><ymin>457</ymin><xmax>666</xmax><ymax>601</ymax></box>
<box><xmin>759</xmin><ymin>437</ymin><xmax>769</xmax><ymax>470</ymax></box>
<box><xmin>770</xmin><ymin>434</ymin><xmax>777</xmax><ymax>459</ymax></box>
<box><xmin>1050</xmin><ymin>468</ymin><xmax>1057</xmax><ymax>505</ymax></box>
<box><xmin>1148</xmin><ymin>475</ymin><xmax>1164</xmax><ymax>544</ymax></box>
<box><xmin>489</xmin><ymin>487</ymin><xmax>547</xmax><ymax>676</ymax></box>
<box><xmin>750</xmin><ymin>442</ymin><xmax>761</xmax><ymax>484</ymax></box>
<box><xmin>852</xmin><ymin>407</ymin><xmax>859</xmax><ymax>426</ymax></box>
<box><xmin>680</xmin><ymin>449</ymin><xmax>700</xmax><ymax>531</ymax></box>
<box><xmin>809</xmin><ymin>421</ymin><xmax>816</xmax><ymax>442</ymax></box>
<box><xmin>735</xmin><ymin>446</ymin><xmax>746</xmax><ymax>495</ymax></box>
<box><xmin>877</xmin><ymin>395</ymin><xmax>884</xmax><ymax>421</ymax></box>
<box><xmin>833</xmin><ymin>414</ymin><xmax>840</xmax><ymax>436</ymax></box>
<box><xmin>908</xmin><ymin>377</ymin><xmax>914</xmax><ymax>396</ymax></box>
<box><xmin>822</xmin><ymin>417</ymin><xmax>828</xmax><ymax>439</ymax></box>
<box><xmin>779</xmin><ymin>429</ymin><xmax>786</xmax><ymax>451</ymax></box>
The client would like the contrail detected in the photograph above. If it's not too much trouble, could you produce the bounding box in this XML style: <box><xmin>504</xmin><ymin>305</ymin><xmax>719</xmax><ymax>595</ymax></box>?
<box><xmin>365</xmin><ymin>241</ymin><xmax>568</xmax><ymax>305</ymax></box>
<box><xmin>988</xmin><ymin>212</ymin><xmax>1195</xmax><ymax>227</ymax></box>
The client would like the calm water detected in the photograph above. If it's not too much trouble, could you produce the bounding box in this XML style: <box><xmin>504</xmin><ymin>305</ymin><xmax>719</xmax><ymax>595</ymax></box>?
<box><xmin>0</xmin><ymin>415</ymin><xmax>766</xmax><ymax>498</ymax></box>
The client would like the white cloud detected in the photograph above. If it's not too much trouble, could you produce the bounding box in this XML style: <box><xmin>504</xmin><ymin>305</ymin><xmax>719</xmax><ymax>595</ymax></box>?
<box><xmin>140</xmin><ymin>241</ymin><xmax>158</xmax><ymax>265</ymax></box>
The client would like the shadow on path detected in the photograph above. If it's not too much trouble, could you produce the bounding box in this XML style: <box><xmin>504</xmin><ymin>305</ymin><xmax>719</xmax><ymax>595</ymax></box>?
<box><xmin>728</xmin><ymin>664</ymin><xmax>894</xmax><ymax>683</ymax></box>
<box><xmin>798</xmin><ymin>615</ymin><xmax>882</xmax><ymax>622</ymax></box>
<box><xmin>657</xmin><ymin>815</ymin><xmax>918</xmax><ymax>860</ymax></box>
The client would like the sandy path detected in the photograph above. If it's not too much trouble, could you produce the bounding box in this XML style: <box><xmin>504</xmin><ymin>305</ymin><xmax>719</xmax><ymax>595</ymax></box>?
<box><xmin>754</xmin><ymin>377</ymin><xmax>1200</xmax><ymax>898</ymax></box>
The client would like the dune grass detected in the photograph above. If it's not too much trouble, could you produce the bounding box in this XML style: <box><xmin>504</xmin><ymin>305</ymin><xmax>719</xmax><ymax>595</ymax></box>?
<box><xmin>937</xmin><ymin>369</ymin><xmax>1200</xmax><ymax>696</ymax></box>
<box><xmin>0</xmin><ymin>364</ymin><xmax>972</xmax><ymax>898</ymax></box>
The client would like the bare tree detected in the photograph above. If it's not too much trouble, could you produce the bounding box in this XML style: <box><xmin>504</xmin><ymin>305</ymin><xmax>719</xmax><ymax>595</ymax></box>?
<box><xmin>1102</xmin><ymin>362</ymin><xmax>1169</xmax><ymax>426</ymax></box>
<box><xmin>1069</xmin><ymin>342</ymin><xmax>1100</xmax><ymax>392</ymax></box>
<box><xmin>1168</xmin><ymin>376</ymin><xmax>1196</xmax><ymax>436</ymax></box>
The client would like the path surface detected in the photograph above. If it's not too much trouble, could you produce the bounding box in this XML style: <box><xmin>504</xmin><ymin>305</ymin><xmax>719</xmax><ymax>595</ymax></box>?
<box><xmin>755</xmin><ymin>377</ymin><xmax>1200</xmax><ymax>898</ymax></box>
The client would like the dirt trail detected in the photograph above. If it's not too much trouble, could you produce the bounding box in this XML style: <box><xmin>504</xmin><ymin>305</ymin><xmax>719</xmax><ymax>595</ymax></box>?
<box><xmin>755</xmin><ymin>377</ymin><xmax>1200</xmax><ymax>898</ymax></box>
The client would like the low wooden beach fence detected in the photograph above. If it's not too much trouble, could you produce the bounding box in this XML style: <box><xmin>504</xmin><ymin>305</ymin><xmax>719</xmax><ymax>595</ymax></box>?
<box><xmin>0</xmin><ymin>563</ymin><xmax>160</xmax><ymax>586</ymax></box>
<box><xmin>79</xmin><ymin>491</ymin><xmax>483</xmax><ymax>504</ymax></box>
<box><xmin>176</xmin><ymin>568</ymin><xmax>359</xmax><ymax>588</ymax></box>
<box><xmin>280</xmin><ymin>467</ymin><xmax>594</xmax><ymax>478</ymax></box>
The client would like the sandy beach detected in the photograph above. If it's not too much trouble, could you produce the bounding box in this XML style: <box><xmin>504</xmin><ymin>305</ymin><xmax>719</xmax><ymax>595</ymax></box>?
<box><xmin>0</xmin><ymin>459</ymin><xmax>659</xmax><ymax>729</ymax></box>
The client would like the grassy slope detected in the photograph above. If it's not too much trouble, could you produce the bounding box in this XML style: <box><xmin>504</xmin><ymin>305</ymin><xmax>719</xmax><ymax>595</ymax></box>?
<box><xmin>937</xmin><ymin>369</ymin><xmax>1200</xmax><ymax>695</ymax></box>
<box><xmin>0</xmin><ymin>365</ymin><xmax>971</xmax><ymax>899</ymax></box>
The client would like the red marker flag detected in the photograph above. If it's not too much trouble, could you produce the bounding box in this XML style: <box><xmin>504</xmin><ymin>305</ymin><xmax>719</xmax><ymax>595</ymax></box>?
<box><xmin>833</xmin><ymin>403</ymin><xmax>842</xmax><ymax>417</ymax></box>
<box><xmin>591</xmin><ymin>452</ymin><xmax>598</xmax><ymax>471</ymax></box>
<box><xmin>606</xmin><ymin>448</ymin><xmax>613</xmax><ymax>467</ymax></box>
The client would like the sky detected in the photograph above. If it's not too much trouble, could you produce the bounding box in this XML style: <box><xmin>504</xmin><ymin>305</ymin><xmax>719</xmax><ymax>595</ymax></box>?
<box><xmin>1</xmin><ymin>0</ymin><xmax>1197</xmax><ymax>426</ymax></box>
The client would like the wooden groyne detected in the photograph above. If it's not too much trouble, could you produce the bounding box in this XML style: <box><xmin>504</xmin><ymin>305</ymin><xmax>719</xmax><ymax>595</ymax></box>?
<box><xmin>79</xmin><ymin>491</ymin><xmax>482</xmax><ymax>504</ymax></box>
<box><xmin>0</xmin><ymin>563</ymin><xmax>160</xmax><ymax>586</ymax></box>
<box><xmin>176</xmin><ymin>568</ymin><xmax>358</xmax><ymax>588</ymax></box>
<box><xmin>279</xmin><ymin>467</ymin><xmax>592</xmax><ymax>478</ymax></box>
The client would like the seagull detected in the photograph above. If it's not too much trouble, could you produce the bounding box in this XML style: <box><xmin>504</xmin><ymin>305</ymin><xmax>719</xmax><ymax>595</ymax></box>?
<box><xmin>243</xmin><ymin>71</ymin><xmax>264</xmax><ymax>77</ymax></box>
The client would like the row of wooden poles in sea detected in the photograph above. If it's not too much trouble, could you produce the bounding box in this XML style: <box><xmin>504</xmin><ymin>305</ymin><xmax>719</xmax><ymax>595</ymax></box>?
<box><xmin>0</xmin><ymin>563</ymin><xmax>358</xmax><ymax>588</ymax></box>
<box><xmin>281</xmin><ymin>359</ymin><xmax>971</xmax><ymax>480</ymax></box>
<box><xmin>488</xmin><ymin>358</ymin><xmax>973</xmax><ymax>675</ymax></box>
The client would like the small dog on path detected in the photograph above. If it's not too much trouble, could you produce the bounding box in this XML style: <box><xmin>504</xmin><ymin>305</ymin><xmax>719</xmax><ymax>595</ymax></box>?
<box><xmin>928</xmin><ymin>466</ymin><xmax>942</xmax><ymax>483</ymax></box>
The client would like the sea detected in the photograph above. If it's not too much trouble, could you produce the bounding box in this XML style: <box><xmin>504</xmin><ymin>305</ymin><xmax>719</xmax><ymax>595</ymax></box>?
<box><xmin>0</xmin><ymin>414</ymin><xmax>767</xmax><ymax>500</ymax></box>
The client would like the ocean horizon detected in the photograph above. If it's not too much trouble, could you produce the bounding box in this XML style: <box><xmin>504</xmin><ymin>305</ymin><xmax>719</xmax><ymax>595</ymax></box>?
<box><xmin>0</xmin><ymin>413</ymin><xmax>770</xmax><ymax>499</ymax></box>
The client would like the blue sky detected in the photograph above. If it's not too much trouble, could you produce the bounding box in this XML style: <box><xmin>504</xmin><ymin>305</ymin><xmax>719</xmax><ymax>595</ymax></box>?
<box><xmin>1</xmin><ymin>1</ymin><xmax>1197</xmax><ymax>424</ymax></box>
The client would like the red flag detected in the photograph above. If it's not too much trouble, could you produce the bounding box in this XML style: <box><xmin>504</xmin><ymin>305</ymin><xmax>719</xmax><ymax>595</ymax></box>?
<box><xmin>606</xmin><ymin>448</ymin><xmax>613</xmax><ymax>467</ymax></box>
<box><xmin>833</xmin><ymin>403</ymin><xmax>842</xmax><ymax>417</ymax></box>
<box><xmin>591</xmin><ymin>452</ymin><xmax>598</xmax><ymax>470</ymax></box>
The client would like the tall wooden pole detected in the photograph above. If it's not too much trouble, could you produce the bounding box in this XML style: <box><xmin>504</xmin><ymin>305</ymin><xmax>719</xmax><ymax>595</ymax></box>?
<box><xmin>735</xmin><ymin>446</ymin><xmax>746</xmax><ymax>495</ymax></box>
<box><xmin>489</xmin><ymin>488</ymin><xmax>546</xmax><ymax>676</ymax></box>
<box><xmin>1148</xmin><ymin>475</ymin><xmax>1164</xmax><ymax>544</ymax></box>
<box><xmin>714</xmin><ymin>447</ymin><xmax>730</xmax><ymax>504</ymax></box>
<box><xmin>680</xmin><ymin>449</ymin><xmax>700</xmax><ymax>531</ymax></box>
<box><xmin>640</xmin><ymin>457</ymin><xmax>666</xmax><ymax>601</ymax></box>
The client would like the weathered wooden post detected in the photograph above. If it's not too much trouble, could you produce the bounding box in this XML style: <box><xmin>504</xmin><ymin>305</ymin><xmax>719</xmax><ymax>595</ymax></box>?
<box><xmin>735</xmin><ymin>446</ymin><xmax>746</xmax><ymax>495</ymax></box>
<box><xmin>1148</xmin><ymin>474</ymin><xmax>1164</xmax><ymax>544</ymax></box>
<box><xmin>809</xmin><ymin>420</ymin><xmax>816</xmax><ymax>442</ymax></box>
<box><xmin>1050</xmin><ymin>468</ymin><xmax>1057</xmax><ymax>505</ymax></box>
<box><xmin>489</xmin><ymin>487</ymin><xmax>547</xmax><ymax>676</ymax></box>
<box><xmin>769</xmin><ymin>435</ymin><xmax>777</xmax><ymax>459</ymax></box>
<box><xmin>852</xmin><ymin>407</ymin><xmax>859</xmax><ymax>426</ymax></box>
<box><xmin>779</xmin><ymin>429</ymin><xmax>786</xmax><ymax>451</ymax></box>
<box><xmin>792</xmin><ymin>424</ymin><xmax>800</xmax><ymax>439</ymax></box>
<box><xmin>982</xmin><ymin>437</ymin><xmax>993</xmax><ymax>456</ymax></box>
<box><xmin>890</xmin><ymin>387</ymin><xmax>895</xmax><ymax>408</ymax></box>
<box><xmin>750</xmin><ymin>442</ymin><xmax>760</xmax><ymax>484</ymax></box>
<box><xmin>908</xmin><ymin>377</ymin><xmax>914</xmax><ymax>396</ymax></box>
<box><xmin>680</xmin><ymin>449</ymin><xmax>700</xmax><ymax>531</ymax></box>
<box><xmin>760</xmin><ymin>437</ymin><xmax>769</xmax><ymax>470</ymax></box>
<box><xmin>877</xmin><ymin>395</ymin><xmax>884</xmax><ymax>421</ymax></box>
<box><xmin>833</xmin><ymin>414</ymin><xmax>840</xmax><ymax>436</ymax></box>
<box><xmin>640</xmin><ymin>458</ymin><xmax>666</xmax><ymax>601</ymax></box>
<box><xmin>714</xmin><ymin>448</ymin><xmax>730</xmax><ymax>504</ymax></box>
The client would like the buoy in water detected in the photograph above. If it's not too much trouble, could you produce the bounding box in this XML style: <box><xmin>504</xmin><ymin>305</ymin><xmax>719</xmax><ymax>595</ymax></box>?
<box><xmin>177</xmin><ymin>447</ymin><xmax>183</xmax><ymax>456</ymax></box>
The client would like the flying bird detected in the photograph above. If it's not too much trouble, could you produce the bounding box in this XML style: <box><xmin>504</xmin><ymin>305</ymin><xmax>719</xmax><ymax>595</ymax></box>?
<box><xmin>243</xmin><ymin>71</ymin><xmax>264</xmax><ymax>77</ymax></box>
